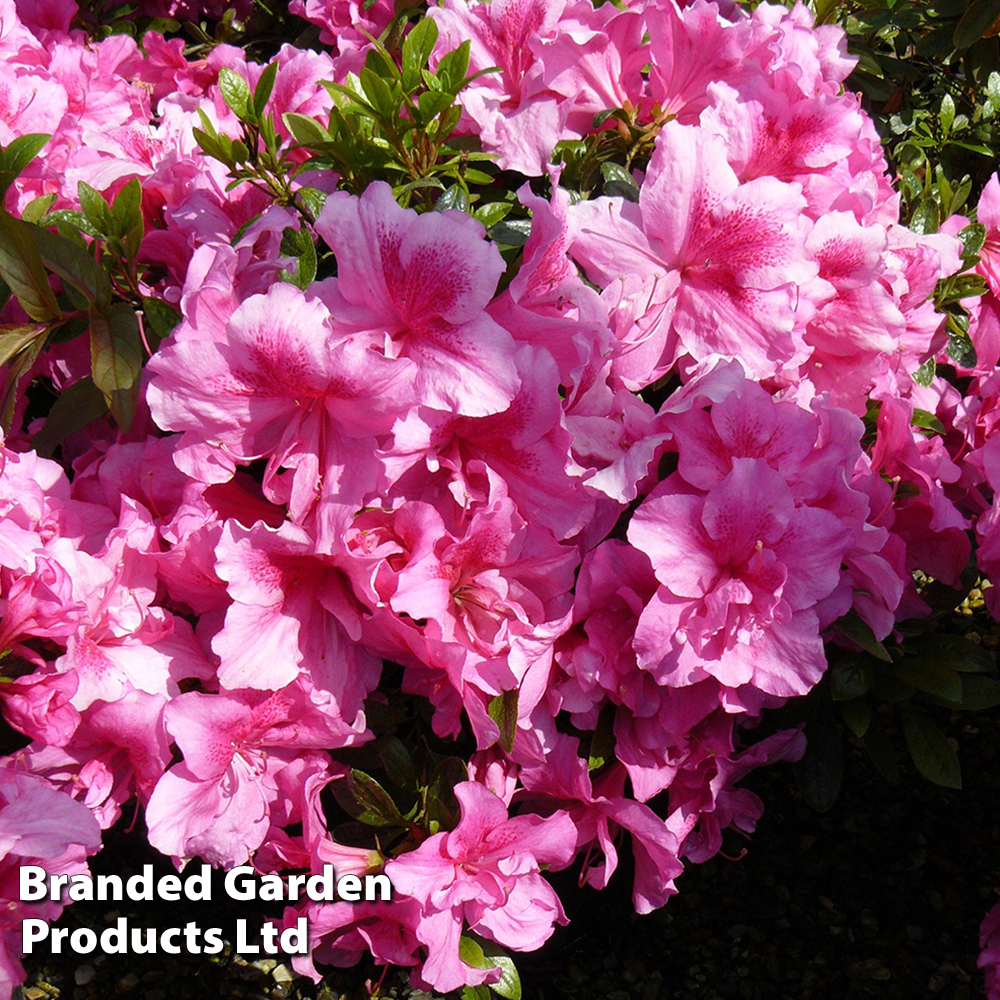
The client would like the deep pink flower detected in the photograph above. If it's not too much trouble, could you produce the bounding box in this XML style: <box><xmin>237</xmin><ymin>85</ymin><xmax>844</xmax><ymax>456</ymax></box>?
<box><xmin>570</xmin><ymin>121</ymin><xmax>816</xmax><ymax>387</ymax></box>
<box><xmin>385</xmin><ymin>781</ymin><xmax>575</xmax><ymax>991</ymax></box>
<box><xmin>315</xmin><ymin>182</ymin><xmax>517</xmax><ymax>417</ymax></box>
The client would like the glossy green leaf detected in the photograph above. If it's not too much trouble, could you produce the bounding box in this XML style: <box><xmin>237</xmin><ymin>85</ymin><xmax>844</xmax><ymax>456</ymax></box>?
<box><xmin>141</xmin><ymin>297</ymin><xmax>183</xmax><ymax>347</ymax></box>
<box><xmin>376</xmin><ymin>735</ymin><xmax>418</xmax><ymax>790</ymax></box>
<box><xmin>20</xmin><ymin>194</ymin><xmax>57</xmax><ymax>225</ymax></box>
<box><xmin>939</xmin><ymin>93</ymin><xmax>956</xmax><ymax>134</ymax></box>
<box><xmin>831</xmin><ymin>611</ymin><xmax>893</xmax><ymax>663</ymax></box>
<box><xmin>862</xmin><ymin>713</ymin><xmax>899</xmax><ymax>784</ymax></box>
<box><xmin>438</xmin><ymin>40</ymin><xmax>471</xmax><ymax>92</ymax></box>
<box><xmin>488</xmin><ymin>218</ymin><xmax>532</xmax><ymax>247</ymax></box>
<box><xmin>0</xmin><ymin>330</ymin><xmax>46</xmax><ymax>431</ymax></box>
<box><xmin>957</xmin><ymin>674</ymin><xmax>1000</xmax><ymax>710</ymax></box>
<box><xmin>111</xmin><ymin>178</ymin><xmax>143</xmax><ymax>254</ymax></box>
<box><xmin>402</xmin><ymin>17</ymin><xmax>439</xmax><ymax>92</ymax></box>
<box><xmin>892</xmin><ymin>659</ymin><xmax>963</xmax><ymax>704</ymax></box>
<box><xmin>0</xmin><ymin>133</ymin><xmax>51</xmax><ymax>195</ymax></box>
<box><xmin>253</xmin><ymin>61</ymin><xmax>279</xmax><ymax>121</ymax></box>
<box><xmin>436</xmin><ymin>184</ymin><xmax>469</xmax><ymax>213</ymax></box>
<box><xmin>345</xmin><ymin>769</ymin><xmax>406</xmax><ymax>826</ymax></box>
<box><xmin>487</xmin><ymin>689</ymin><xmax>519</xmax><ymax>754</ymax></box>
<box><xmin>219</xmin><ymin>67</ymin><xmax>253</xmax><ymax>120</ymax></box>
<box><xmin>478</xmin><ymin>940</ymin><xmax>522</xmax><ymax>1000</ymax></box>
<box><xmin>77</xmin><ymin>181</ymin><xmax>112</xmax><ymax>236</ymax></box>
<box><xmin>278</xmin><ymin>225</ymin><xmax>318</xmax><ymax>290</ymax></box>
<box><xmin>33</xmin><ymin>225</ymin><xmax>111</xmax><ymax>308</ymax></box>
<box><xmin>911</xmin><ymin>359</ymin><xmax>935</xmax><ymax>388</ymax></box>
<box><xmin>0</xmin><ymin>212</ymin><xmax>61</xmax><ymax>322</ymax></box>
<box><xmin>959</xmin><ymin>223</ymin><xmax>988</xmax><ymax>258</ymax></box>
<box><xmin>283</xmin><ymin>112</ymin><xmax>330</xmax><ymax>147</ymax></box>
<box><xmin>910</xmin><ymin>198</ymin><xmax>940</xmax><ymax>234</ymax></box>
<box><xmin>89</xmin><ymin>303</ymin><xmax>143</xmax><ymax>431</ymax></box>
<box><xmin>901</xmin><ymin>705</ymin><xmax>961</xmax><ymax>788</ymax></box>
<box><xmin>0</xmin><ymin>324</ymin><xmax>47</xmax><ymax>369</ymax></box>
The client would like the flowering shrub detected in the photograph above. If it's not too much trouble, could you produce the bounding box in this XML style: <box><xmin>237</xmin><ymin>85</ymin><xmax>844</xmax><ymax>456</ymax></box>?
<box><xmin>0</xmin><ymin>0</ymin><xmax>999</xmax><ymax>996</ymax></box>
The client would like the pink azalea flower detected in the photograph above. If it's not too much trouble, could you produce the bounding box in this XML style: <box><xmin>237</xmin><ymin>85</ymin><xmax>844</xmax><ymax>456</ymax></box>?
<box><xmin>385</xmin><ymin>781</ymin><xmax>575</xmax><ymax>991</ymax></box>
<box><xmin>570</xmin><ymin>121</ymin><xmax>816</xmax><ymax>387</ymax></box>
<box><xmin>314</xmin><ymin>182</ymin><xmax>517</xmax><ymax>417</ymax></box>
<box><xmin>145</xmin><ymin>683</ymin><xmax>359</xmax><ymax>868</ymax></box>
<box><xmin>0</xmin><ymin>769</ymin><xmax>101</xmax><ymax>1000</ymax></box>
<box><xmin>212</xmin><ymin>518</ymin><xmax>380</xmax><ymax>720</ymax></box>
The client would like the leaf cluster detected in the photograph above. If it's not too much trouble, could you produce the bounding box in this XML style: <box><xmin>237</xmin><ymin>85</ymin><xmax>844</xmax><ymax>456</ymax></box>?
<box><xmin>0</xmin><ymin>137</ymin><xmax>179</xmax><ymax>446</ymax></box>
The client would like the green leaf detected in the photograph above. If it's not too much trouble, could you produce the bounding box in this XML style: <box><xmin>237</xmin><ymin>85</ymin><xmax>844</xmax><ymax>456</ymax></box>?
<box><xmin>458</xmin><ymin>937</ymin><xmax>522</xmax><ymax>1000</ymax></box>
<box><xmin>959</xmin><ymin>223</ymin><xmax>988</xmax><ymax>259</ymax></box>
<box><xmin>31</xmin><ymin>377</ymin><xmax>108</xmax><ymax>458</ymax></box>
<box><xmin>892</xmin><ymin>659</ymin><xmax>963</xmax><ymax>704</ymax></box>
<box><xmin>283</xmin><ymin>112</ymin><xmax>330</xmax><ymax>147</ymax></box>
<box><xmin>840</xmin><ymin>699</ymin><xmax>871</xmax><ymax>739</ymax></box>
<box><xmin>402</xmin><ymin>17</ymin><xmax>439</xmax><ymax>92</ymax></box>
<box><xmin>44</xmin><ymin>210</ymin><xmax>102</xmax><ymax>240</ymax></box>
<box><xmin>0</xmin><ymin>212</ymin><xmax>61</xmax><ymax>322</ymax></box>
<box><xmin>0</xmin><ymin>133</ymin><xmax>51</xmax><ymax>195</ymax></box>
<box><xmin>478</xmin><ymin>940</ymin><xmax>522</xmax><ymax>1000</ymax></box>
<box><xmin>437</xmin><ymin>40</ymin><xmax>471</xmax><ymax>92</ymax></box>
<box><xmin>954</xmin><ymin>0</ymin><xmax>1000</xmax><ymax>49</ymax></box>
<box><xmin>418</xmin><ymin>89</ymin><xmax>453</xmax><ymax>124</ymax></box>
<box><xmin>910</xmin><ymin>198</ymin><xmax>940</xmax><ymax>235</ymax></box>
<box><xmin>32</xmin><ymin>225</ymin><xmax>111</xmax><ymax>308</ymax></box>
<box><xmin>297</xmin><ymin>187</ymin><xmax>328</xmax><ymax>222</ymax></box>
<box><xmin>141</xmin><ymin>297</ymin><xmax>182</xmax><ymax>346</ymax></box>
<box><xmin>794</xmin><ymin>712</ymin><xmax>843</xmax><ymax>812</ymax></box>
<box><xmin>3</xmin><ymin>133</ymin><xmax>51</xmax><ymax>178</ymax></box>
<box><xmin>910</xmin><ymin>408</ymin><xmax>945</xmax><ymax>434</ymax></box>
<box><xmin>911</xmin><ymin>633</ymin><xmax>995</xmax><ymax>673</ymax></box>
<box><xmin>20</xmin><ymin>194</ymin><xmax>57</xmax><ymax>225</ymax></box>
<box><xmin>473</xmin><ymin>201</ymin><xmax>513</xmax><ymax>228</ymax></box>
<box><xmin>911</xmin><ymin>359</ymin><xmax>935</xmax><ymax>387</ymax></box>
<box><xmin>947</xmin><ymin>329</ymin><xmax>978</xmax><ymax>368</ymax></box>
<box><xmin>487</xmin><ymin>689</ymin><xmax>518</xmax><ymax>753</ymax></box>
<box><xmin>77</xmin><ymin>182</ymin><xmax>112</xmax><ymax>237</ymax></box>
<box><xmin>0</xmin><ymin>323</ymin><xmax>48</xmax><ymax>369</ymax></box>
<box><xmin>360</xmin><ymin>66</ymin><xmax>398</xmax><ymax>121</ymax></box>
<box><xmin>831</xmin><ymin>610</ymin><xmax>892</xmax><ymax>663</ymax></box>
<box><xmin>426</xmin><ymin>756</ymin><xmax>468</xmax><ymax>814</ymax></box>
<box><xmin>0</xmin><ymin>330</ymin><xmax>47</xmax><ymax>431</ymax></box>
<box><xmin>278</xmin><ymin>226</ymin><xmax>318</xmax><ymax>290</ymax></box>
<box><xmin>830</xmin><ymin>654</ymin><xmax>875</xmax><ymax>701</ymax></box>
<box><xmin>89</xmin><ymin>303</ymin><xmax>143</xmax><ymax>431</ymax></box>
<box><xmin>253</xmin><ymin>62</ymin><xmax>279</xmax><ymax>121</ymax></box>
<box><xmin>376</xmin><ymin>734</ymin><xmax>418</xmax><ymax>790</ymax></box>
<box><xmin>939</xmin><ymin>93</ymin><xmax>956</xmax><ymax>135</ymax></box>
<box><xmin>112</xmin><ymin>178</ymin><xmax>144</xmax><ymax>258</ymax></box>
<box><xmin>346</xmin><ymin>769</ymin><xmax>406</xmax><ymax>826</ymax></box>
<box><xmin>219</xmin><ymin>67</ymin><xmax>253</xmax><ymax>120</ymax></box>
<box><xmin>459</xmin><ymin>936</ymin><xmax>488</xmax><ymax>970</ymax></box>
<box><xmin>956</xmin><ymin>674</ymin><xmax>1000</xmax><ymax>710</ymax></box>
<box><xmin>462</xmin><ymin>987</ymin><xmax>492</xmax><ymax>1000</ymax></box>
<box><xmin>488</xmin><ymin>218</ymin><xmax>532</xmax><ymax>247</ymax></box>
<box><xmin>601</xmin><ymin>161</ymin><xmax>638</xmax><ymax>191</ymax></box>
<box><xmin>901</xmin><ymin>705</ymin><xmax>961</xmax><ymax>788</ymax></box>
<box><xmin>436</xmin><ymin>184</ymin><xmax>469</xmax><ymax>213</ymax></box>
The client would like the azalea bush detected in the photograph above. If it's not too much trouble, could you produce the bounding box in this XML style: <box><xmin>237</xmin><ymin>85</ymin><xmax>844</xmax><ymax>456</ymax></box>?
<box><xmin>1</xmin><ymin>0</ymin><xmax>1000</xmax><ymax>996</ymax></box>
